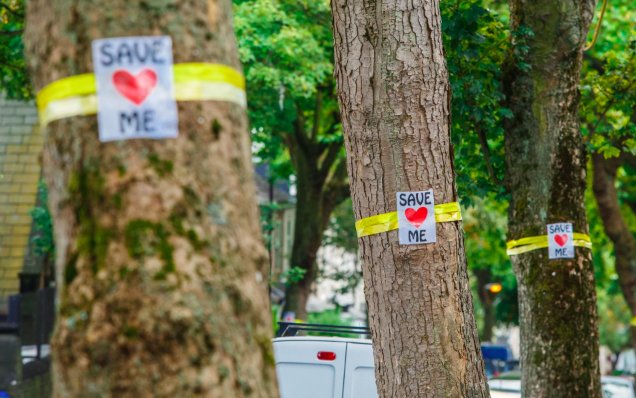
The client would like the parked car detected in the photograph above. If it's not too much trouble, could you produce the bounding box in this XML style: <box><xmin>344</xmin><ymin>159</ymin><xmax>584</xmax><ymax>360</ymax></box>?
<box><xmin>274</xmin><ymin>323</ymin><xmax>376</xmax><ymax>398</ymax></box>
<box><xmin>600</xmin><ymin>376</ymin><xmax>636</xmax><ymax>398</ymax></box>
<box><xmin>274</xmin><ymin>322</ymin><xmax>519</xmax><ymax>398</ymax></box>
<box><xmin>481</xmin><ymin>343</ymin><xmax>516</xmax><ymax>377</ymax></box>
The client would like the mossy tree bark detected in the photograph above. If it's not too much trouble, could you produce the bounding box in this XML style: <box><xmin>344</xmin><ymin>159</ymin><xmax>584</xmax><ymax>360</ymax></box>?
<box><xmin>592</xmin><ymin>153</ymin><xmax>636</xmax><ymax>350</ymax></box>
<box><xmin>24</xmin><ymin>1</ymin><xmax>278</xmax><ymax>396</ymax></box>
<box><xmin>331</xmin><ymin>0</ymin><xmax>489</xmax><ymax>396</ymax></box>
<box><xmin>503</xmin><ymin>0</ymin><xmax>601</xmax><ymax>396</ymax></box>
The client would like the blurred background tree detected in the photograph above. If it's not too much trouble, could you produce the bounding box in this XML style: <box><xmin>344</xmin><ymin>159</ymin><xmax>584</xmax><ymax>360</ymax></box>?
<box><xmin>235</xmin><ymin>0</ymin><xmax>349</xmax><ymax>319</ymax></box>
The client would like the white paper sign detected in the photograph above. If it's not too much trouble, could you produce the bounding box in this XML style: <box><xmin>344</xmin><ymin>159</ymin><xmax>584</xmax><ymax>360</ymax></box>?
<box><xmin>92</xmin><ymin>36</ymin><xmax>178</xmax><ymax>142</ymax></box>
<box><xmin>547</xmin><ymin>223</ymin><xmax>574</xmax><ymax>259</ymax></box>
<box><xmin>396</xmin><ymin>190</ymin><xmax>436</xmax><ymax>245</ymax></box>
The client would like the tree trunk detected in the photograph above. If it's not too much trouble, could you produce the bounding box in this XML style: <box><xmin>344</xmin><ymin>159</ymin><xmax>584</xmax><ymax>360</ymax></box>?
<box><xmin>503</xmin><ymin>0</ymin><xmax>601</xmax><ymax>396</ymax></box>
<box><xmin>331</xmin><ymin>0</ymin><xmax>489</xmax><ymax>396</ymax></box>
<box><xmin>474</xmin><ymin>268</ymin><xmax>496</xmax><ymax>343</ymax></box>
<box><xmin>24</xmin><ymin>1</ymin><xmax>278</xmax><ymax>396</ymax></box>
<box><xmin>284</xmin><ymin>163</ymin><xmax>327</xmax><ymax>320</ymax></box>
<box><xmin>284</xmin><ymin>179</ymin><xmax>345</xmax><ymax>320</ymax></box>
<box><xmin>284</xmin><ymin>139</ymin><xmax>348</xmax><ymax>320</ymax></box>
<box><xmin>592</xmin><ymin>153</ymin><xmax>636</xmax><ymax>351</ymax></box>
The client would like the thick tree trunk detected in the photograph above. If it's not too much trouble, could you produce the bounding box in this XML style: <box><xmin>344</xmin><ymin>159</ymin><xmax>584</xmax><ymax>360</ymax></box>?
<box><xmin>331</xmin><ymin>0</ymin><xmax>489</xmax><ymax>396</ymax></box>
<box><xmin>592</xmin><ymin>153</ymin><xmax>636</xmax><ymax>350</ymax></box>
<box><xmin>24</xmin><ymin>1</ymin><xmax>278</xmax><ymax>396</ymax></box>
<box><xmin>503</xmin><ymin>0</ymin><xmax>601</xmax><ymax>396</ymax></box>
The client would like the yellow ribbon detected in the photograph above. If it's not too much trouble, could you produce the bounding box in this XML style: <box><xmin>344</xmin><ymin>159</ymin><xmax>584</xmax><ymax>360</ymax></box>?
<box><xmin>36</xmin><ymin>63</ymin><xmax>246</xmax><ymax>127</ymax></box>
<box><xmin>506</xmin><ymin>233</ymin><xmax>592</xmax><ymax>256</ymax></box>
<box><xmin>355</xmin><ymin>201</ymin><xmax>462</xmax><ymax>238</ymax></box>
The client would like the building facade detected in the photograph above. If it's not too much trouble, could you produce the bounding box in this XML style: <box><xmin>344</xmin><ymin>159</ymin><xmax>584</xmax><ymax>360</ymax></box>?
<box><xmin>0</xmin><ymin>96</ymin><xmax>41</xmax><ymax>299</ymax></box>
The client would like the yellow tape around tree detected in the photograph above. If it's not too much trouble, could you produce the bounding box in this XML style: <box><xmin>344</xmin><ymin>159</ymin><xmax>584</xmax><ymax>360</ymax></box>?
<box><xmin>355</xmin><ymin>201</ymin><xmax>462</xmax><ymax>238</ymax></box>
<box><xmin>35</xmin><ymin>63</ymin><xmax>246</xmax><ymax>127</ymax></box>
<box><xmin>506</xmin><ymin>233</ymin><xmax>592</xmax><ymax>256</ymax></box>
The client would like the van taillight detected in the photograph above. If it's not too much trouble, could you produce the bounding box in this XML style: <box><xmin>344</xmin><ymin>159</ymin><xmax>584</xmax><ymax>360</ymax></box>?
<box><xmin>317</xmin><ymin>351</ymin><xmax>336</xmax><ymax>361</ymax></box>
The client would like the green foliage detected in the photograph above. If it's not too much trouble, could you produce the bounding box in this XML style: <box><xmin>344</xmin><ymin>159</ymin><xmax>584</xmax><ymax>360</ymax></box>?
<box><xmin>441</xmin><ymin>0</ymin><xmax>509</xmax><ymax>203</ymax></box>
<box><xmin>259</xmin><ymin>201</ymin><xmax>283</xmax><ymax>248</ymax></box>
<box><xmin>272</xmin><ymin>304</ymin><xmax>282</xmax><ymax>334</ymax></box>
<box><xmin>307</xmin><ymin>309</ymin><xmax>358</xmax><ymax>337</ymax></box>
<box><xmin>581</xmin><ymin>46</ymin><xmax>636</xmax><ymax>158</ymax></box>
<box><xmin>234</xmin><ymin>0</ymin><xmax>341</xmax><ymax>181</ymax></box>
<box><xmin>0</xmin><ymin>0</ymin><xmax>31</xmax><ymax>99</ymax></box>
<box><xmin>282</xmin><ymin>266</ymin><xmax>306</xmax><ymax>287</ymax></box>
<box><xmin>597</xmin><ymin>288</ymin><xmax>632</xmax><ymax>354</ymax></box>
<box><xmin>30</xmin><ymin>181</ymin><xmax>55</xmax><ymax>260</ymax></box>
<box><xmin>581</xmin><ymin>0</ymin><xmax>636</xmax><ymax>158</ymax></box>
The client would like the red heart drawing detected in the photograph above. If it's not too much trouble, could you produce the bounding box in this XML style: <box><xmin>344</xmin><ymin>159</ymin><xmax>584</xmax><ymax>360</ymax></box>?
<box><xmin>405</xmin><ymin>207</ymin><xmax>428</xmax><ymax>228</ymax></box>
<box><xmin>554</xmin><ymin>234</ymin><xmax>569</xmax><ymax>247</ymax></box>
<box><xmin>112</xmin><ymin>69</ymin><xmax>157</xmax><ymax>105</ymax></box>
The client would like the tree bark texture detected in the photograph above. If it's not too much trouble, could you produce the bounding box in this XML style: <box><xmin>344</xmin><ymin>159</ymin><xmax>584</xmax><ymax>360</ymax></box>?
<box><xmin>592</xmin><ymin>153</ymin><xmax>636</xmax><ymax>350</ymax></box>
<box><xmin>24</xmin><ymin>1</ymin><xmax>278</xmax><ymax>396</ymax></box>
<box><xmin>331</xmin><ymin>0</ymin><xmax>489</xmax><ymax>397</ymax></box>
<box><xmin>504</xmin><ymin>0</ymin><xmax>601</xmax><ymax>396</ymax></box>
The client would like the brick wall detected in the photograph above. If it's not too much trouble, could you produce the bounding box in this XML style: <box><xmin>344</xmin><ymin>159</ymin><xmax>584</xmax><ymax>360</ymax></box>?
<box><xmin>0</xmin><ymin>96</ymin><xmax>42</xmax><ymax>298</ymax></box>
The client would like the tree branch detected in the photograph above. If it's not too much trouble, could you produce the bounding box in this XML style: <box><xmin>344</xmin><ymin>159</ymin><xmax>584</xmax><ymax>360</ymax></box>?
<box><xmin>587</xmin><ymin>52</ymin><xmax>636</xmax><ymax>140</ymax></box>
<box><xmin>0</xmin><ymin>59</ymin><xmax>22</xmax><ymax>71</ymax></box>
<box><xmin>584</xmin><ymin>52</ymin><xmax>605</xmax><ymax>74</ymax></box>
<box><xmin>293</xmin><ymin>102</ymin><xmax>312</xmax><ymax>155</ymax></box>
<box><xmin>0</xmin><ymin>30</ymin><xmax>23</xmax><ymax>36</ymax></box>
<box><xmin>323</xmin><ymin>157</ymin><xmax>349</xmax><ymax>209</ymax></box>
<box><xmin>318</xmin><ymin>140</ymin><xmax>343</xmax><ymax>180</ymax></box>
<box><xmin>0</xmin><ymin>2</ymin><xmax>24</xmax><ymax>18</ymax></box>
<box><xmin>282</xmin><ymin>131</ymin><xmax>299</xmax><ymax>170</ymax></box>
<box><xmin>475</xmin><ymin>125</ymin><xmax>500</xmax><ymax>185</ymax></box>
<box><xmin>592</xmin><ymin>153</ymin><xmax>636</xmax><ymax>311</ymax></box>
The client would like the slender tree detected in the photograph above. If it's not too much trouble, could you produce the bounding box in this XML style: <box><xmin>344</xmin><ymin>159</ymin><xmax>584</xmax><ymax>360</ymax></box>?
<box><xmin>234</xmin><ymin>0</ymin><xmax>349</xmax><ymax>320</ymax></box>
<box><xmin>331</xmin><ymin>0</ymin><xmax>489</xmax><ymax>396</ymax></box>
<box><xmin>503</xmin><ymin>0</ymin><xmax>602</xmax><ymax>395</ymax></box>
<box><xmin>593</xmin><ymin>153</ymin><xmax>636</xmax><ymax>348</ymax></box>
<box><xmin>582</xmin><ymin>29</ymin><xmax>636</xmax><ymax>351</ymax></box>
<box><xmin>24</xmin><ymin>1</ymin><xmax>278</xmax><ymax>396</ymax></box>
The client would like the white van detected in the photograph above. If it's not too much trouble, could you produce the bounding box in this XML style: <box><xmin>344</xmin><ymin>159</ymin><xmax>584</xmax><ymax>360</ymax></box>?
<box><xmin>273</xmin><ymin>323</ymin><xmax>378</xmax><ymax>398</ymax></box>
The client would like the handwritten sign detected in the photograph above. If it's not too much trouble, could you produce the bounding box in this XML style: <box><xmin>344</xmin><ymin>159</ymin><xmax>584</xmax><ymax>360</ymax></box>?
<box><xmin>396</xmin><ymin>190</ymin><xmax>436</xmax><ymax>245</ymax></box>
<box><xmin>92</xmin><ymin>36</ymin><xmax>178</xmax><ymax>142</ymax></box>
<box><xmin>547</xmin><ymin>223</ymin><xmax>574</xmax><ymax>259</ymax></box>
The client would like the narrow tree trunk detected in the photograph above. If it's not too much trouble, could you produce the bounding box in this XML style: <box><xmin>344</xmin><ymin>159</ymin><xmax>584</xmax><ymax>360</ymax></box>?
<box><xmin>24</xmin><ymin>1</ymin><xmax>278</xmax><ymax>396</ymax></box>
<box><xmin>284</xmin><ymin>171</ymin><xmax>325</xmax><ymax>320</ymax></box>
<box><xmin>474</xmin><ymin>268</ymin><xmax>496</xmax><ymax>343</ymax></box>
<box><xmin>503</xmin><ymin>0</ymin><xmax>601</xmax><ymax>396</ymax></box>
<box><xmin>592</xmin><ymin>153</ymin><xmax>636</xmax><ymax>351</ymax></box>
<box><xmin>284</xmin><ymin>153</ymin><xmax>347</xmax><ymax>320</ymax></box>
<box><xmin>331</xmin><ymin>0</ymin><xmax>489</xmax><ymax>396</ymax></box>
